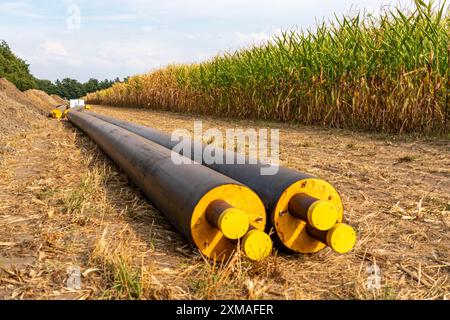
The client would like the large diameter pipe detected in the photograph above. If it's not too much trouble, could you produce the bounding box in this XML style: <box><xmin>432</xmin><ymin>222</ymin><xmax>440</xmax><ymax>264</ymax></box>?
<box><xmin>67</xmin><ymin>110</ymin><xmax>271</xmax><ymax>261</ymax></box>
<box><xmin>85</xmin><ymin>111</ymin><xmax>356</xmax><ymax>254</ymax></box>
<box><xmin>50</xmin><ymin>105</ymin><xmax>67</xmax><ymax>119</ymax></box>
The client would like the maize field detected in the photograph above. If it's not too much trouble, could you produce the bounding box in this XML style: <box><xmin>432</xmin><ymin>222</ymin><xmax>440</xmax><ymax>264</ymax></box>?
<box><xmin>87</xmin><ymin>1</ymin><xmax>449</xmax><ymax>134</ymax></box>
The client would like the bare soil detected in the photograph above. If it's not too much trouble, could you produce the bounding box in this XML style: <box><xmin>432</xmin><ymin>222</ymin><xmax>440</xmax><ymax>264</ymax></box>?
<box><xmin>0</xmin><ymin>103</ymin><xmax>448</xmax><ymax>300</ymax></box>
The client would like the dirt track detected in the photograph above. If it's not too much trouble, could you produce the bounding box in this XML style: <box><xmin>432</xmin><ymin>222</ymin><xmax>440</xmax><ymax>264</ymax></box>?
<box><xmin>0</xmin><ymin>105</ymin><xmax>449</xmax><ymax>299</ymax></box>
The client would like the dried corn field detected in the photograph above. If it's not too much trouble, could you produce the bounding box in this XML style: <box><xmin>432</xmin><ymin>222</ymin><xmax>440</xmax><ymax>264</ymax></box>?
<box><xmin>87</xmin><ymin>1</ymin><xmax>449</xmax><ymax>134</ymax></box>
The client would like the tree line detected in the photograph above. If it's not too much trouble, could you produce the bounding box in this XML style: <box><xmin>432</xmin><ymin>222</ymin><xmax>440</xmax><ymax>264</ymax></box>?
<box><xmin>0</xmin><ymin>40</ymin><xmax>121</xmax><ymax>99</ymax></box>
<box><xmin>35</xmin><ymin>77</ymin><xmax>122</xmax><ymax>100</ymax></box>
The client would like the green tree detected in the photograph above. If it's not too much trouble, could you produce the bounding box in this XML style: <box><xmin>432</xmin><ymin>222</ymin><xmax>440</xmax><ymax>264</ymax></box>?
<box><xmin>0</xmin><ymin>40</ymin><xmax>36</xmax><ymax>90</ymax></box>
<box><xmin>35</xmin><ymin>79</ymin><xmax>57</xmax><ymax>95</ymax></box>
<box><xmin>57</xmin><ymin>78</ymin><xmax>85</xmax><ymax>99</ymax></box>
<box><xmin>99</xmin><ymin>79</ymin><xmax>113</xmax><ymax>90</ymax></box>
<box><xmin>1</xmin><ymin>39</ymin><xmax>123</xmax><ymax>98</ymax></box>
<box><xmin>83</xmin><ymin>78</ymin><xmax>99</xmax><ymax>93</ymax></box>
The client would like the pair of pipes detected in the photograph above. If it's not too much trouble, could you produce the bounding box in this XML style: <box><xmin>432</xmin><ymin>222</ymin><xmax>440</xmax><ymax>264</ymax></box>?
<box><xmin>67</xmin><ymin>110</ymin><xmax>271</xmax><ymax>261</ymax></box>
<box><xmin>50</xmin><ymin>105</ymin><xmax>92</xmax><ymax>119</ymax></box>
<box><xmin>67</xmin><ymin>109</ymin><xmax>356</xmax><ymax>261</ymax></box>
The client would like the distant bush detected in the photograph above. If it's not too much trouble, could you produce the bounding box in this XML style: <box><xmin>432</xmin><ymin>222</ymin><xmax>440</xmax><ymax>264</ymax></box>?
<box><xmin>0</xmin><ymin>40</ymin><xmax>121</xmax><ymax>99</ymax></box>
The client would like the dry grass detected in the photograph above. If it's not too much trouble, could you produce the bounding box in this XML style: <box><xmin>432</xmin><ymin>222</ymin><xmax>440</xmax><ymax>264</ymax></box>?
<box><xmin>50</xmin><ymin>95</ymin><xmax>67</xmax><ymax>106</ymax></box>
<box><xmin>0</xmin><ymin>103</ymin><xmax>449</xmax><ymax>300</ymax></box>
<box><xmin>24</xmin><ymin>89</ymin><xmax>60</xmax><ymax>111</ymax></box>
<box><xmin>0</xmin><ymin>78</ymin><xmax>46</xmax><ymax>138</ymax></box>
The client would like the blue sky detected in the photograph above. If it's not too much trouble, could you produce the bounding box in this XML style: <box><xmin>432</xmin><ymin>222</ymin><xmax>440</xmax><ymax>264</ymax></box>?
<box><xmin>0</xmin><ymin>0</ymin><xmax>414</xmax><ymax>82</ymax></box>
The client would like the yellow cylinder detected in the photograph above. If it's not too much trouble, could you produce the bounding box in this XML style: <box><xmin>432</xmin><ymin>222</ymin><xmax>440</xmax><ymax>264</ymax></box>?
<box><xmin>51</xmin><ymin>109</ymin><xmax>63</xmax><ymax>119</ymax></box>
<box><xmin>217</xmin><ymin>208</ymin><xmax>250</xmax><ymax>240</ymax></box>
<box><xmin>190</xmin><ymin>184</ymin><xmax>267</xmax><ymax>260</ymax></box>
<box><xmin>288</xmin><ymin>194</ymin><xmax>338</xmax><ymax>231</ymax></box>
<box><xmin>206</xmin><ymin>200</ymin><xmax>250</xmax><ymax>240</ymax></box>
<box><xmin>326</xmin><ymin>223</ymin><xmax>357</xmax><ymax>254</ymax></box>
<box><xmin>241</xmin><ymin>229</ymin><xmax>273</xmax><ymax>261</ymax></box>
<box><xmin>273</xmin><ymin>178</ymin><xmax>347</xmax><ymax>253</ymax></box>
<box><xmin>307</xmin><ymin>223</ymin><xmax>356</xmax><ymax>254</ymax></box>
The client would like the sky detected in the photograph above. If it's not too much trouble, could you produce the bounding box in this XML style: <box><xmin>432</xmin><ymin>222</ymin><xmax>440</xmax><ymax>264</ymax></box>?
<box><xmin>0</xmin><ymin>0</ymin><xmax>415</xmax><ymax>82</ymax></box>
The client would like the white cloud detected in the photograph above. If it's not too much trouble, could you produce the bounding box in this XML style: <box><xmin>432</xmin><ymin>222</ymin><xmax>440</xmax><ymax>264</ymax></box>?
<box><xmin>38</xmin><ymin>41</ymin><xmax>69</xmax><ymax>57</ymax></box>
<box><xmin>141</xmin><ymin>26</ymin><xmax>155</xmax><ymax>32</ymax></box>
<box><xmin>84</xmin><ymin>14</ymin><xmax>142</xmax><ymax>22</ymax></box>
<box><xmin>1</xmin><ymin>0</ymin><xmax>417</xmax><ymax>82</ymax></box>
<box><xmin>0</xmin><ymin>1</ymin><xmax>46</xmax><ymax>19</ymax></box>
<box><xmin>234</xmin><ymin>32</ymin><xmax>272</xmax><ymax>46</ymax></box>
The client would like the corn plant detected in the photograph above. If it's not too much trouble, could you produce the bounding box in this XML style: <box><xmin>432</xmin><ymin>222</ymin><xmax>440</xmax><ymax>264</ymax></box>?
<box><xmin>87</xmin><ymin>0</ymin><xmax>449</xmax><ymax>134</ymax></box>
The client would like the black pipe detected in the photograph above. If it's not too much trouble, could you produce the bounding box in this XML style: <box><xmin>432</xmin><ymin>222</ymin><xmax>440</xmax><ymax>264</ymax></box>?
<box><xmin>84</xmin><ymin>111</ymin><xmax>350</xmax><ymax>254</ymax></box>
<box><xmin>67</xmin><ymin>110</ymin><xmax>268</xmax><ymax>260</ymax></box>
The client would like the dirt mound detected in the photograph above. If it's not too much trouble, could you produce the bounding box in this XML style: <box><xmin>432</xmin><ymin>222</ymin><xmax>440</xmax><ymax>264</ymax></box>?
<box><xmin>0</xmin><ymin>79</ymin><xmax>43</xmax><ymax>111</ymax></box>
<box><xmin>24</xmin><ymin>89</ymin><xmax>60</xmax><ymax>111</ymax></box>
<box><xmin>0</xmin><ymin>78</ymin><xmax>45</xmax><ymax>138</ymax></box>
<box><xmin>51</xmin><ymin>94</ymin><xmax>67</xmax><ymax>105</ymax></box>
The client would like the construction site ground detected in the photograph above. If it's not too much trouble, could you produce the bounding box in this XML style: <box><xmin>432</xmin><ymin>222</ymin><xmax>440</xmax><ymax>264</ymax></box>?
<box><xmin>0</xmin><ymin>103</ymin><xmax>449</xmax><ymax>300</ymax></box>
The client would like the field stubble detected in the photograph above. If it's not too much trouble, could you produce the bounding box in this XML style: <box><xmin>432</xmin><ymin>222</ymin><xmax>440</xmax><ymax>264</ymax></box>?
<box><xmin>0</xmin><ymin>105</ymin><xmax>448</xmax><ymax>300</ymax></box>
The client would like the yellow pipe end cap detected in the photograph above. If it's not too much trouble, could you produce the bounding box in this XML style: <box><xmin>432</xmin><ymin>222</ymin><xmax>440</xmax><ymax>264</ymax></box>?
<box><xmin>218</xmin><ymin>208</ymin><xmax>250</xmax><ymax>240</ymax></box>
<box><xmin>326</xmin><ymin>223</ymin><xmax>356</xmax><ymax>254</ymax></box>
<box><xmin>85</xmin><ymin>105</ymin><xmax>92</xmax><ymax>110</ymax></box>
<box><xmin>242</xmin><ymin>230</ymin><xmax>273</xmax><ymax>261</ymax></box>
<box><xmin>51</xmin><ymin>109</ymin><xmax>63</xmax><ymax>119</ymax></box>
<box><xmin>307</xmin><ymin>200</ymin><xmax>339</xmax><ymax>231</ymax></box>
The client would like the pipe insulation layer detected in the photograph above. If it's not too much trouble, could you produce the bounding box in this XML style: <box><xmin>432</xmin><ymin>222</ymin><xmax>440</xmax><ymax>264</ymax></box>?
<box><xmin>67</xmin><ymin>110</ymin><xmax>271</xmax><ymax>261</ymax></box>
<box><xmin>86</xmin><ymin>111</ymin><xmax>356</xmax><ymax>254</ymax></box>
